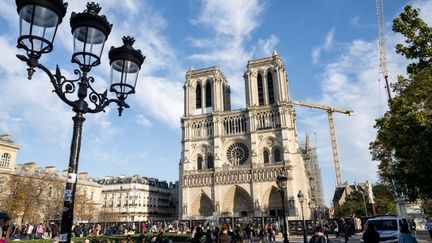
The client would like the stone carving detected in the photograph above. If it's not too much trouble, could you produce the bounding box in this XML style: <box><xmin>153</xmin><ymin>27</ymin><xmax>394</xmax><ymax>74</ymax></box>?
<box><xmin>226</xmin><ymin>143</ymin><xmax>249</xmax><ymax>165</ymax></box>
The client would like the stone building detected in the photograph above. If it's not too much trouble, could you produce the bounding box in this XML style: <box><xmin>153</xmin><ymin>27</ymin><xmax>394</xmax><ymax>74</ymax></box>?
<box><xmin>97</xmin><ymin>175</ymin><xmax>177</xmax><ymax>222</ymax></box>
<box><xmin>0</xmin><ymin>134</ymin><xmax>103</xmax><ymax>223</ymax></box>
<box><xmin>179</xmin><ymin>52</ymin><xmax>314</xmax><ymax>221</ymax></box>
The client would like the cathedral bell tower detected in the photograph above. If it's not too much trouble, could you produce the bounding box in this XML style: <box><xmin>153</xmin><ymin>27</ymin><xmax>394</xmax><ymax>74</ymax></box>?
<box><xmin>244</xmin><ymin>50</ymin><xmax>290</xmax><ymax>108</ymax></box>
<box><xmin>183</xmin><ymin>67</ymin><xmax>231</xmax><ymax>116</ymax></box>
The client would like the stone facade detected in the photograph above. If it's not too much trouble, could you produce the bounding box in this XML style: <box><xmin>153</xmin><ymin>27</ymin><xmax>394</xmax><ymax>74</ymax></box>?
<box><xmin>97</xmin><ymin>175</ymin><xmax>178</xmax><ymax>222</ymax></box>
<box><xmin>179</xmin><ymin>52</ymin><xmax>314</xmax><ymax>220</ymax></box>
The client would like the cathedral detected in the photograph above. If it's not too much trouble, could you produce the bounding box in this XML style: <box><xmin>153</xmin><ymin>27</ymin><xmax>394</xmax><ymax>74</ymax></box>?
<box><xmin>179</xmin><ymin>51</ymin><xmax>320</xmax><ymax>221</ymax></box>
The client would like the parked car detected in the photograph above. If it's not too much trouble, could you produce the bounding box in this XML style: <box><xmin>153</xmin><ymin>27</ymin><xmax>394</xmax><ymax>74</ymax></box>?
<box><xmin>361</xmin><ymin>215</ymin><xmax>410</xmax><ymax>243</ymax></box>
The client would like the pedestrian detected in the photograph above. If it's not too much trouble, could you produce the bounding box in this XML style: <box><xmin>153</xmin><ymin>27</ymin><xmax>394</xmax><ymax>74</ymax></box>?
<box><xmin>205</xmin><ymin>229</ymin><xmax>213</xmax><ymax>243</ymax></box>
<box><xmin>308</xmin><ymin>225</ymin><xmax>331</xmax><ymax>243</ymax></box>
<box><xmin>362</xmin><ymin>223</ymin><xmax>380</xmax><ymax>243</ymax></box>
<box><xmin>218</xmin><ymin>224</ymin><xmax>232</xmax><ymax>243</ymax></box>
<box><xmin>0</xmin><ymin>212</ymin><xmax>12</xmax><ymax>243</ymax></box>
<box><xmin>398</xmin><ymin>223</ymin><xmax>416</xmax><ymax>243</ymax></box>
<box><xmin>354</xmin><ymin>216</ymin><xmax>362</xmax><ymax>234</ymax></box>
<box><xmin>426</xmin><ymin>219</ymin><xmax>432</xmax><ymax>239</ymax></box>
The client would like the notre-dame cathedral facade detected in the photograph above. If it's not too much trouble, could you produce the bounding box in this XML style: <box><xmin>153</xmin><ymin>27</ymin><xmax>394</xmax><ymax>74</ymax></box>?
<box><xmin>179</xmin><ymin>52</ymin><xmax>316</xmax><ymax>221</ymax></box>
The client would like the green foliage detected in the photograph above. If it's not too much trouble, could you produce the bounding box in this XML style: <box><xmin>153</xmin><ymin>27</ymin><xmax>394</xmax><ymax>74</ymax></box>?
<box><xmin>373</xmin><ymin>184</ymin><xmax>397</xmax><ymax>215</ymax></box>
<box><xmin>334</xmin><ymin>191</ymin><xmax>369</xmax><ymax>218</ymax></box>
<box><xmin>334</xmin><ymin>184</ymin><xmax>397</xmax><ymax>218</ymax></box>
<box><xmin>392</xmin><ymin>5</ymin><xmax>432</xmax><ymax>75</ymax></box>
<box><xmin>370</xmin><ymin>5</ymin><xmax>432</xmax><ymax>201</ymax></box>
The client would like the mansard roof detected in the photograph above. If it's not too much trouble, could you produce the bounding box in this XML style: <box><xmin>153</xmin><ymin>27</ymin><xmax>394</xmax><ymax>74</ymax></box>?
<box><xmin>97</xmin><ymin>175</ymin><xmax>171</xmax><ymax>188</ymax></box>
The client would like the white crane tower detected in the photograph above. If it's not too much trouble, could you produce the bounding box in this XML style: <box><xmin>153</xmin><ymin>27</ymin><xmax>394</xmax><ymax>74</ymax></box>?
<box><xmin>376</xmin><ymin>0</ymin><xmax>392</xmax><ymax>101</ymax></box>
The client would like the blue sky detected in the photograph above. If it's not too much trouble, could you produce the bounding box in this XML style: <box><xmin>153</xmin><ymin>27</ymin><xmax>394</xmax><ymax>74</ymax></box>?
<box><xmin>0</xmin><ymin>0</ymin><xmax>431</xmax><ymax>206</ymax></box>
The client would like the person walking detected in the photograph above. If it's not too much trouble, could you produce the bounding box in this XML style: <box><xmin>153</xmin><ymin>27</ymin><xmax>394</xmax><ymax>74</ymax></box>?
<box><xmin>308</xmin><ymin>226</ymin><xmax>331</xmax><ymax>243</ymax></box>
<box><xmin>398</xmin><ymin>223</ymin><xmax>417</xmax><ymax>243</ymax></box>
<box><xmin>426</xmin><ymin>219</ymin><xmax>432</xmax><ymax>239</ymax></box>
<box><xmin>218</xmin><ymin>224</ymin><xmax>232</xmax><ymax>243</ymax></box>
<box><xmin>362</xmin><ymin>223</ymin><xmax>380</xmax><ymax>243</ymax></box>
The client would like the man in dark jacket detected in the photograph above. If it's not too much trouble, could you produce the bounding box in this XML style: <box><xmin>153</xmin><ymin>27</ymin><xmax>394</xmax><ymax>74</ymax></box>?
<box><xmin>309</xmin><ymin>226</ymin><xmax>331</xmax><ymax>243</ymax></box>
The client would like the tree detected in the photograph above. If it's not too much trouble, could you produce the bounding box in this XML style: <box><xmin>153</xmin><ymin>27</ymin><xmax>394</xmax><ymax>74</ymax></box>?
<box><xmin>370</xmin><ymin>5</ymin><xmax>432</xmax><ymax>201</ymax></box>
<box><xmin>334</xmin><ymin>184</ymin><xmax>396</xmax><ymax>218</ymax></box>
<box><xmin>3</xmin><ymin>172</ymin><xmax>62</xmax><ymax>223</ymax></box>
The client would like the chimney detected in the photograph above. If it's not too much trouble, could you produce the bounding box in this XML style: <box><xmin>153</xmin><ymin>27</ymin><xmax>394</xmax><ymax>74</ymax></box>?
<box><xmin>44</xmin><ymin>166</ymin><xmax>57</xmax><ymax>173</ymax></box>
<box><xmin>78</xmin><ymin>172</ymin><xmax>89</xmax><ymax>181</ymax></box>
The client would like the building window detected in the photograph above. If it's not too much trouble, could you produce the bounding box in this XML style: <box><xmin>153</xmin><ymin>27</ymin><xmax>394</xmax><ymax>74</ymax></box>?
<box><xmin>197</xmin><ymin>155</ymin><xmax>203</xmax><ymax>170</ymax></box>
<box><xmin>0</xmin><ymin>181</ymin><xmax>4</xmax><ymax>193</ymax></box>
<box><xmin>0</xmin><ymin>153</ymin><xmax>11</xmax><ymax>168</ymax></box>
<box><xmin>205</xmin><ymin>81</ymin><xmax>212</xmax><ymax>108</ymax></box>
<box><xmin>273</xmin><ymin>148</ymin><xmax>282</xmax><ymax>162</ymax></box>
<box><xmin>196</xmin><ymin>83</ymin><xmax>202</xmax><ymax>109</ymax></box>
<box><xmin>48</xmin><ymin>186</ymin><xmax>53</xmax><ymax>197</ymax></box>
<box><xmin>257</xmin><ymin>73</ymin><xmax>264</xmax><ymax>105</ymax></box>
<box><xmin>263</xmin><ymin>150</ymin><xmax>269</xmax><ymax>164</ymax></box>
<box><xmin>91</xmin><ymin>191</ymin><xmax>94</xmax><ymax>201</ymax></box>
<box><xmin>267</xmin><ymin>72</ymin><xmax>275</xmax><ymax>104</ymax></box>
<box><xmin>207</xmin><ymin>155</ymin><xmax>214</xmax><ymax>169</ymax></box>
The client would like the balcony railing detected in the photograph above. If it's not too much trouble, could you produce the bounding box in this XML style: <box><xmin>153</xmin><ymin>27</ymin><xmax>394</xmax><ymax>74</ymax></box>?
<box><xmin>184</xmin><ymin>106</ymin><xmax>287</xmax><ymax>140</ymax></box>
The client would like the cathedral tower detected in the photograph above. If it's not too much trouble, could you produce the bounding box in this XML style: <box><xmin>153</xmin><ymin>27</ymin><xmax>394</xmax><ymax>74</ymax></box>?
<box><xmin>179</xmin><ymin>53</ymin><xmax>313</xmax><ymax>222</ymax></box>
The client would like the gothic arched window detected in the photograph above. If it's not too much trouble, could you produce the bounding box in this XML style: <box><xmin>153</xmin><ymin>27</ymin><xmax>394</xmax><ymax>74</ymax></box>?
<box><xmin>196</xmin><ymin>83</ymin><xmax>202</xmax><ymax>109</ymax></box>
<box><xmin>207</xmin><ymin>155</ymin><xmax>214</xmax><ymax>169</ymax></box>
<box><xmin>267</xmin><ymin>71</ymin><xmax>275</xmax><ymax>104</ymax></box>
<box><xmin>0</xmin><ymin>153</ymin><xmax>10</xmax><ymax>168</ymax></box>
<box><xmin>257</xmin><ymin>73</ymin><xmax>264</xmax><ymax>105</ymax></box>
<box><xmin>197</xmin><ymin>156</ymin><xmax>203</xmax><ymax>170</ymax></box>
<box><xmin>205</xmin><ymin>81</ymin><xmax>212</xmax><ymax>108</ymax></box>
<box><xmin>263</xmin><ymin>150</ymin><xmax>269</xmax><ymax>164</ymax></box>
<box><xmin>273</xmin><ymin>148</ymin><xmax>281</xmax><ymax>162</ymax></box>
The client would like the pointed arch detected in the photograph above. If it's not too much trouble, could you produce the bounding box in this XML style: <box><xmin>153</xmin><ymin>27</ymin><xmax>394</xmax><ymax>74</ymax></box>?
<box><xmin>197</xmin><ymin>155</ymin><xmax>203</xmax><ymax>170</ymax></box>
<box><xmin>257</xmin><ymin>73</ymin><xmax>264</xmax><ymax>105</ymax></box>
<box><xmin>267</xmin><ymin>71</ymin><xmax>275</xmax><ymax>104</ymax></box>
<box><xmin>205</xmin><ymin>81</ymin><xmax>212</xmax><ymax>108</ymax></box>
<box><xmin>196</xmin><ymin>83</ymin><xmax>202</xmax><ymax>109</ymax></box>
<box><xmin>263</xmin><ymin>149</ymin><xmax>270</xmax><ymax>164</ymax></box>
<box><xmin>207</xmin><ymin>155</ymin><xmax>214</xmax><ymax>169</ymax></box>
<box><xmin>273</xmin><ymin>148</ymin><xmax>282</xmax><ymax>162</ymax></box>
<box><xmin>191</xmin><ymin>191</ymin><xmax>214</xmax><ymax>217</ymax></box>
<box><xmin>221</xmin><ymin>185</ymin><xmax>254</xmax><ymax>216</ymax></box>
<box><xmin>262</xmin><ymin>186</ymin><xmax>284</xmax><ymax>214</ymax></box>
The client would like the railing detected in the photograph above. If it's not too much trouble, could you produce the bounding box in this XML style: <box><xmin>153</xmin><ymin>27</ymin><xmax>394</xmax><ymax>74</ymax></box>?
<box><xmin>185</xmin><ymin>106</ymin><xmax>287</xmax><ymax>140</ymax></box>
<box><xmin>222</xmin><ymin>111</ymin><xmax>248</xmax><ymax>135</ymax></box>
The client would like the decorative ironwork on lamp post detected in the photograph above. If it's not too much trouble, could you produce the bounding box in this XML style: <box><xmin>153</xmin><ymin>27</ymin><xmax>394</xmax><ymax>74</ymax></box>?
<box><xmin>297</xmin><ymin>190</ymin><xmax>307</xmax><ymax>243</ymax></box>
<box><xmin>15</xmin><ymin>1</ymin><xmax>145</xmax><ymax>242</ymax></box>
<box><xmin>276</xmin><ymin>174</ymin><xmax>289</xmax><ymax>243</ymax></box>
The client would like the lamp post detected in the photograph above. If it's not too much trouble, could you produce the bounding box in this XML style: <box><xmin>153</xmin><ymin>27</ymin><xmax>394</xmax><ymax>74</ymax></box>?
<box><xmin>15</xmin><ymin>1</ymin><xmax>145</xmax><ymax>242</ymax></box>
<box><xmin>276</xmin><ymin>174</ymin><xmax>289</xmax><ymax>243</ymax></box>
<box><xmin>297</xmin><ymin>191</ymin><xmax>307</xmax><ymax>243</ymax></box>
<box><xmin>308</xmin><ymin>201</ymin><xmax>316</xmax><ymax>232</ymax></box>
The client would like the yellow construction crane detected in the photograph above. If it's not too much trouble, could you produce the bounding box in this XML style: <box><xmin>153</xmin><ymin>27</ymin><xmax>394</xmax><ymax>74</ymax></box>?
<box><xmin>292</xmin><ymin>100</ymin><xmax>353</xmax><ymax>187</ymax></box>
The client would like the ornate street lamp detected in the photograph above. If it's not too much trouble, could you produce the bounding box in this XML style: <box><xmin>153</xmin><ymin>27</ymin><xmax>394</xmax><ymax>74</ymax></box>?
<box><xmin>276</xmin><ymin>174</ymin><xmax>289</xmax><ymax>243</ymax></box>
<box><xmin>297</xmin><ymin>190</ymin><xmax>307</xmax><ymax>243</ymax></box>
<box><xmin>15</xmin><ymin>1</ymin><xmax>145</xmax><ymax>242</ymax></box>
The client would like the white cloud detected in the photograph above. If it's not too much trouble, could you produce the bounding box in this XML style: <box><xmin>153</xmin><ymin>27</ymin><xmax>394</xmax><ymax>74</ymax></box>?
<box><xmin>257</xmin><ymin>34</ymin><xmax>279</xmax><ymax>57</ymax></box>
<box><xmin>187</xmin><ymin>0</ymin><xmax>277</xmax><ymax>109</ymax></box>
<box><xmin>324</xmin><ymin>28</ymin><xmax>335</xmax><ymax>50</ymax></box>
<box><xmin>311</xmin><ymin>28</ymin><xmax>335</xmax><ymax>64</ymax></box>
<box><xmin>135</xmin><ymin>114</ymin><xmax>152</xmax><ymax>127</ymax></box>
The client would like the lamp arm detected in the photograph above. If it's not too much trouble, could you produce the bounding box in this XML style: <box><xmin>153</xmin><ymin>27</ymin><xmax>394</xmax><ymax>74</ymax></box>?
<box><xmin>87</xmin><ymin>96</ymin><xmax>129</xmax><ymax>116</ymax></box>
<box><xmin>16</xmin><ymin>54</ymin><xmax>76</xmax><ymax>108</ymax></box>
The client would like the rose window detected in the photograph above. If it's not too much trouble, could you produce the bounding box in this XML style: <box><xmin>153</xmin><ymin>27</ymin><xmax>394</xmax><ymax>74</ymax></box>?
<box><xmin>226</xmin><ymin>142</ymin><xmax>249</xmax><ymax>165</ymax></box>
